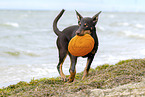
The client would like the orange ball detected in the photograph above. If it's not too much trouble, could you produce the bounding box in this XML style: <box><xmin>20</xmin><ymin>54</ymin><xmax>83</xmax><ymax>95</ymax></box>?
<box><xmin>68</xmin><ymin>34</ymin><xmax>95</xmax><ymax>56</ymax></box>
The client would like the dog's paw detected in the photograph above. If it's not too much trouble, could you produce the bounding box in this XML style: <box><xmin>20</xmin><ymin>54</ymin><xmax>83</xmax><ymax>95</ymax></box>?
<box><xmin>67</xmin><ymin>77</ymin><xmax>75</xmax><ymax>83</ymax></box>
<box><xmin>61</xmin><ymin>78</ymin><xmax>67</xmax><ymax>82</ymax></box>
<box><xmin>67</xmin><ymin>80</ymin><xmax>73</xmax><ymax>83</ymax></box>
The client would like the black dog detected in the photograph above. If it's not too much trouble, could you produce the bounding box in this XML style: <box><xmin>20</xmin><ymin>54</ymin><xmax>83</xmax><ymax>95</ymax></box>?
<box><xmin>53</xmin><ymin>9</ymin><xmax>101</xmax><ymax>82</ymax></box>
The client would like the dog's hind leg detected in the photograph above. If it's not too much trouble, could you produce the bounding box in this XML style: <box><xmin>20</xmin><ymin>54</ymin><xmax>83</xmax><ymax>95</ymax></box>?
<box><xmin>57</xmin><ymin>49</ymin><xmax>68</xmax><ymax>82</ymax></box>
<box><xmin>82</xmin><ymin>55</ymin><xmax>95</xmax><ymax>80</ymax></box>
<box><xmin>68</xmin><ymin>54</ymin><xmax>77</xmax><ymax>82</ymax></box>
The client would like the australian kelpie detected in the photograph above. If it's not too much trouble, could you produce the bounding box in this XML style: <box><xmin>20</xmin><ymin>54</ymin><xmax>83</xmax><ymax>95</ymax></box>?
<box><xmin>53</xmin><ymin>9</ymin><xmax>101</xmax><ymax>82</ymax></box>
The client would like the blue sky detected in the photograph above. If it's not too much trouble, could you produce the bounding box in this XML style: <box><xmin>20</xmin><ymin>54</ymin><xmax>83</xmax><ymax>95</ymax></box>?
<box><xmin>0</xmin><ymin>0</ymin><xmax>145</xmax><ymax>12</ymax></box>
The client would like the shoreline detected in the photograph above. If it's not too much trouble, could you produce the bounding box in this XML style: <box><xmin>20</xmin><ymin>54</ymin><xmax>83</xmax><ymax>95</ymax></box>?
<box><xmin>0</xmin><ymin>58</ymin><xmax>145</xmax><ymax>96</ymax></box>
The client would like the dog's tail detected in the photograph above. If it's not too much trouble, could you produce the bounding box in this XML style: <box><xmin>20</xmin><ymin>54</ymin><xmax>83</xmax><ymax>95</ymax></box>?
<box><xmin>53</xmin><ymin>9</ymin><xmax>65</xmax><ymax>36</ymax></box>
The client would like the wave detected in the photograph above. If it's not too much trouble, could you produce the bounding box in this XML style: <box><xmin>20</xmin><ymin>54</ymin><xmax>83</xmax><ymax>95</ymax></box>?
<box><xmin>134</xmin><ymin>24</ymin><xmax>144</xmax><ymax>29</ymax></box>
<box><xmin>0</xmin><ymin>63</ymin><xmax>58</xmax><ymax>88</ymax></box>
<box><xmin>0</xmin><ymin>22</ymin><xmax>19</xmax><ymax>28</ymax></box>
<box><xmin>110</xmin><ymin>22</ymin><xmax>144</xmax><ymax>29</ymax></box>
<box><xmin>110</xmin><ymin>22</ymin><xmax>129</xmax><ymax>26</ymax></box>
<box><xmin>5</xmin><ymin>51</ymin><xmax>20</xmax><ymax>56</ymax></box>
<box><xmin>109</xmin><ymin>14</ymin><xmax>115</xmax><ymax>18</ymax></box>
<box><xmin>4</xmin><ymin>51</ymin><xmax>40</xmax><ymax>57</ymax></box>
<box><xmin>140</xmin><ymin>49</ymin><xmax>145</xmax><ymax>55</ymax></box>
<box><xmin>118</xmin><ymin>22</ymin><xmax>129</xmax><ymax>26</ymax></box>
<box><xmin>121</xmin><ymin>30</ymin><xmax>145</xmax><ymax>39</ymax></box>
<box><xmin>97</xmin><ymin>26</ymin><xmax>105</xmax><ymax>32</ymax></box>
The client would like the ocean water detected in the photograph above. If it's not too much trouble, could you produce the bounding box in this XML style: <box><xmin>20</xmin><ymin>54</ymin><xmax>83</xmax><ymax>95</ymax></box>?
<box><xmin>0</xmin><ymin>10</ymin><xmax>145</xmax><ymax>88</ymax></box>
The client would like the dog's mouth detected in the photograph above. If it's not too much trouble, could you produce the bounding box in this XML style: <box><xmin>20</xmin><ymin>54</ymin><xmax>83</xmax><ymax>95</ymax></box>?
<box><xmin>77</xmin><ymin>33</ymin><xmax>84</xmax><ymax>36</ymax></box>
<box><xmin>84</xmin><ymin>30</ymin><xmax>91</xmax><ymax>34</ymax></box>
<box><xmin>76</xmin><ymin>30</ymin><xmax>91</xmax><ymax>36</ymax></box>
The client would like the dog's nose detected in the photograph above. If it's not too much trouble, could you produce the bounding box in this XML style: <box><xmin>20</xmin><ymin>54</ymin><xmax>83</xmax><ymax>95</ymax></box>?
<box><xmin>76</xmin><ymin>31</ymin><xmax>80</xmax><ymax>35</ymax></box>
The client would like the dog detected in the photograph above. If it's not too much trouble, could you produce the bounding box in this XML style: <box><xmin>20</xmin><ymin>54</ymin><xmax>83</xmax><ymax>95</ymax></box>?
<box><xmin>53</xmin><ymin>9</ymin><xmax>101</xmax><ymax>82</ymax></box>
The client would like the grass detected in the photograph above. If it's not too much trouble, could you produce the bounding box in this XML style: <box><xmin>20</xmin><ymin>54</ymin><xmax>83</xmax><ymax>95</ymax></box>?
<box><xmin>0</xmin><ymin>59</ymin><xmax>145</xmax><ymax>96</ymax></box>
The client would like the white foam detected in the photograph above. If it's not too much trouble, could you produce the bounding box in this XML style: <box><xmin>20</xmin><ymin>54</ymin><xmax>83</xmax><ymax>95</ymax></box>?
<box><xmin>122</xmin><ymin>30</ymin><xmax>145</xmax><ymax>39</ymax></box>
<box><xmin>134</xmin><ymin>24</ymin><xmax>144</xmax><ymax>28</ymax></box>
<box><xmin>5</xmin><ymin>22</ymin><xmax>19</xmax><ymax>28</ymax></box>
<box><xmin>119</xmin><ymin>22</ymin><xmax>129</xmax><ymax>26</ymax></box>
<box><xmin>0</xmin><ymin>63</ymin><xmax>60</xmax><ymax>88</ymax></box>
<box><xmin>109</xmin><ymin>14</ymin><xmax>115</xmax><ymax>18</ymax></box>
<box><xmin>140</xmin><ymin>49</ymin><xmax>145</xmax><ymax>55</ymax></box>
<box><xmin>98</xmin><ymin>26</ymin><xmax>105</xmax><ymax>31</ymax></box>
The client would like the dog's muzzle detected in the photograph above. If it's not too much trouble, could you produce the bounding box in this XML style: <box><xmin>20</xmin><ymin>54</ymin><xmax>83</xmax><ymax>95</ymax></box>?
<box><xmin>75</xmin><ymin>29</ymin><xmax>84</xmax><ymax>36</ymax></box>
<box><xmin>76</xmin><ymin>29</ymin><xmax>91</xmax><ymax>36</ymax></box>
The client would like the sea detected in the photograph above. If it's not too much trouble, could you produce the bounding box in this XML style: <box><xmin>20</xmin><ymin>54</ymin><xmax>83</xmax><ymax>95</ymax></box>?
<box><xmin>0</xmin><ymin>10</ymin><xmax>145</xmax><ymax>88</ymax></box>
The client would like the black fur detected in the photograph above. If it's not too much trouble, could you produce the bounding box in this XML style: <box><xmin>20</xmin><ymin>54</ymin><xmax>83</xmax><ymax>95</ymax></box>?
<box><xmin>53</xmin><ymin>9</ymin><xmax>101</xmax><ymax>82</ymax></box>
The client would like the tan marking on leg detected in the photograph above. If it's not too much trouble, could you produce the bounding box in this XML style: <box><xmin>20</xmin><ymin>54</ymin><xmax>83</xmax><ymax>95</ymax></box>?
<box><xmin>68</xmin><ymin>70</ymin><xmax>76</xmax><ymax>82</ymax></box>
<box><xmin>59</xmin><ymin>63</ymin><xmax>66</xmax><ymax>81</ymax></box>
<box><xmin>59</xmin><ymin>54</ymin><xmax>67</xmax><ymax>82</ymax></box>
<box><xmin>82</xmin><ymin>60</ymin><xmax>89</xmax><ymax>80</ymax></box>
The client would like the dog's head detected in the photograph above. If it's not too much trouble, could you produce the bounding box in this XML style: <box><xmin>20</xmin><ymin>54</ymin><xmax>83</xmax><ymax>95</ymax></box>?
<box><xmin>75</xmin><ymin>11</ymin><xmax>101</xmax><ymax>36</ymax></box>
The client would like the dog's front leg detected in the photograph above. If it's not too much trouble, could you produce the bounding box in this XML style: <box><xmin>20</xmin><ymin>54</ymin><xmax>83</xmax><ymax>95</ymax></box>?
<box><xmin>68</xmin><ymin>55</ymin><xmax>77</xmax><ymax>82</ymax></box>
<box><xmin>82</xmin><ymin>55</ymin><xmax>95</xmax><ymax>80</ymax></box>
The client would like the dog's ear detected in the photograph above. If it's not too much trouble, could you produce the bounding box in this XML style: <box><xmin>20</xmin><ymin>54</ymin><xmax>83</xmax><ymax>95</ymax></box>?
<box><xmin>92</xmin><ymin>11</ymin><xmax>101</xmax><ymax>25</ymax></box>
<box><xmin>75</xmin><ymin>10</ymin><xmax>83</xmax><ymax>24</ymax></box>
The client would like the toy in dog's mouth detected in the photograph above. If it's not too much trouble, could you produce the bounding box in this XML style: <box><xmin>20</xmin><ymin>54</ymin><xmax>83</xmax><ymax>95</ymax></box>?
<box><xmin>68</xmin><ymin>34</ymin><xmax>94</xmax><ymax>56</ymax></box>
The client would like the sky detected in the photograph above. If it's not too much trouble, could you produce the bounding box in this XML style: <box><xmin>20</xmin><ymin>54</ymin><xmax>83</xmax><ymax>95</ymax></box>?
<box><xmin>0</xmin><ymin>0</ymin><xmax>145</xmax><ymax>12</ymax></box>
